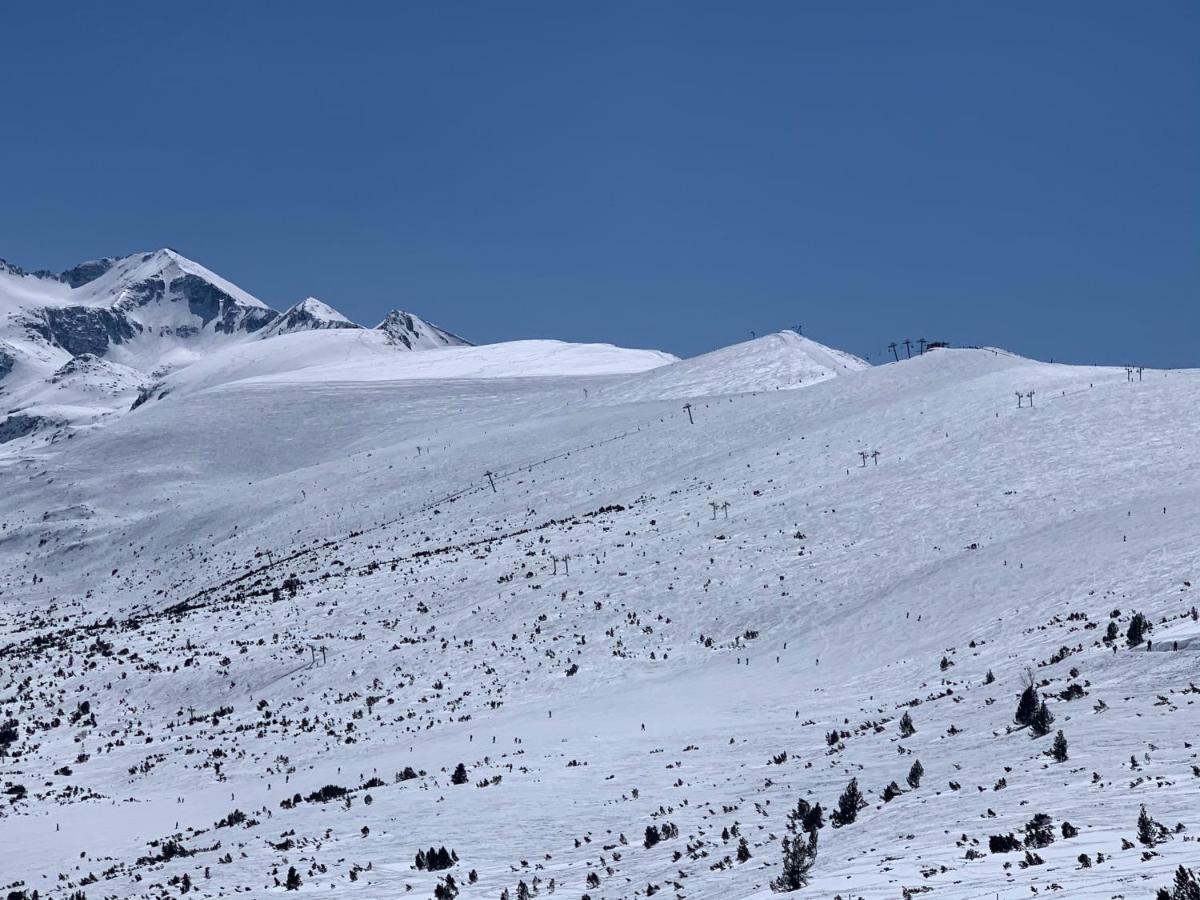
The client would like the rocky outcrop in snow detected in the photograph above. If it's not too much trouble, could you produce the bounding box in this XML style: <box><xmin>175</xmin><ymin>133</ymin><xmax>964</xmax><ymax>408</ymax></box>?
<box><xmin>376</xmin><ymin>309</ymin><xmax>471</xmax><ymax>350</ymax></box>
<box><xmin>260</xmin><ymin>297</ymin><xmax>360</xmax><ymax>338</ymax></box>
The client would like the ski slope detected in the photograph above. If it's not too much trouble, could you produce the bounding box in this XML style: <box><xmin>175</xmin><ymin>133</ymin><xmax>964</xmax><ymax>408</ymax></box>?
<box><xmin>0</xmin><ymin>342</ymin><xmax>1197</xmax><ymax>900</ymax></box>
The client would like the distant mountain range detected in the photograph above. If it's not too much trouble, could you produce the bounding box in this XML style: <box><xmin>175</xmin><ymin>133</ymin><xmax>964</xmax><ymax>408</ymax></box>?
<box><xmin>0</xmin><ymin>248</ymin><xmax>473</xmax><ymax>446</ymax></box>
<box><xmin>1</xmin><ymin>247</ymin><xmax>869</xmax><ymax>454</ymax></box>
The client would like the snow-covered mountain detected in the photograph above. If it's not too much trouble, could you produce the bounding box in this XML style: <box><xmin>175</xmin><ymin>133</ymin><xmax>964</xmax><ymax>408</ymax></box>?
<box><xmin>2</xmin><ymin>249</ymin><xmax>278</xmax><ymax>363</ymax></box>
<box><xmin>0</xmin><ymin>330</ymin><xmax>1197</xmax><ymax>900</ymax></box>
<box><xmin>259</xmin><ymin>297</ymin><xmax>360</xmax><ymax>338</ymax></box>
<box><xmin>376</xmin><ymin>308</ymin><xmax>471</xmax><ymax>350</ymax></box>
<box><xmin>0</xmin><ymin>249</ymin><xmax>491</xmax><ymax>449</ymax></box>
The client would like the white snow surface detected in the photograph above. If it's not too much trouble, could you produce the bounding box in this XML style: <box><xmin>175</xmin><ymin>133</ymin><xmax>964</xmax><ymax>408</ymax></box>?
<box><xmin>596</xmin><ymin>330</ymin><xmax>868</xmax><ymax>402</ymax></box>
<box><xmin>139</xmin><ymin>331</ymin><xmax>677</xmax><ymax>405</ymax></box>
<box><xmin>1</xmin><ymin>343</ymin><xmax>1198</xmax><ymax>900</ymax></box>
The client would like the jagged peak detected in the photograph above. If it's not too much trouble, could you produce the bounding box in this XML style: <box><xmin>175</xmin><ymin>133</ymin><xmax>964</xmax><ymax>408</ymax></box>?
<box><xmin>75</xmin><ymin>248</ymin><xmax>270</xmax><ymax>310</ymax></box>
<box><xmin>260</xmin><ymin>297</ymin><xmax>361</xmax><ymax>338</ymax></box>
<box><xmin>289</xmin><ymin>297</ymin><xmax>355</xmax><ymax>323</ymax></box>
<box><xmin>375</xmin><ymin>309</ymin><xmax>470</xmax><ymax>351</ymax></box>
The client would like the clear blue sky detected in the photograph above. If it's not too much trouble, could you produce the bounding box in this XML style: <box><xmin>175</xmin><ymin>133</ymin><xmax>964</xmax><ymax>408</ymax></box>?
<box><xmin>2</xmin><ymin>1</ymin><xmax>1196</xmax><ymax>365</ymax></box>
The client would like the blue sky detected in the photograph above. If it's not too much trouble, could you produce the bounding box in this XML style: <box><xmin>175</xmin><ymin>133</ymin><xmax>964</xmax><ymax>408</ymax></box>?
<box><xmin>2</xmin><ymin>1</ymin><xmax>1196</xmax><ymax>365</ymax></box>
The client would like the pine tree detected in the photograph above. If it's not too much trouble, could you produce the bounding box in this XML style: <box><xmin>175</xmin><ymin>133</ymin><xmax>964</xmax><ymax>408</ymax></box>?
<box><xmin>1030</xmin><ymin>700</ymin><xmax>1055</xmax><ymax>737</ymax></box>
<box><xmin>1160</xmin><ymin>865</ymin><xmax>1200</xmax><ymax>900</ymax></box>
<box><xmin>906</xmin><ymin>759</ymin><xmax>924</xmax><ymax>789</ymax></box>
<box><xmin>787</xmin><ymin>798</ymin><xmax>824</xmax><ymax>834</ymax></box>
<box><xmin>1138</xmin><ymin>804</ymin><xmax>1170</xmax><ymax>847</ymax></box>
<box><xmin>772</xmin><ymin>801</ymin><xmax>818</xmax><ymax>892</ymax></box>
<box><xmin>1024</xmin><ymin>813</ymin><xmax>1055</xmax><ymax>849</ymax></box>
<box><xmin>899</xmin><ymin>711</ymin><xmax>915</xmax><ymax>738</ymax></box>
<box><xmin>451</xmin><ymin>763</ymin><xmax>468</xmax><ymax>785</ymax></box>
<box><xmin>1015</xmin><ymin>684</ymin><xmax>1039</xmax><ymax>727</ymax></box>
<box><xmin>1127</xmin><ymin>612</ymin><xmax>1150</xmax><ymax>646</ymax></box>
<box><xmin>1105</xmin><ymin>620</ymin><xmax>1120</xmax><ymax>642</ymax></box>
<box><xmin>1051</xmin><ymin>730</ymin><xmax>1068</xmax><ymax>762</ymax></box>
<box><xmin>737</xmin><ymin>837</ymin><xmax>751</xmax><ymax>862</ymax></box>
<box><xmin>285</xmin><ymin>867</ymin><xmax>302</xmax><ymax>891</ymax></box>
<box><xmin>831</xmin><ymin>778</ymin><xmax>865</xmax><ymax>827</ymax></box>
<box><xmin>881</xmin><ymin>781</ymin><xmax>901</xmax><ymax>802</ymax></box>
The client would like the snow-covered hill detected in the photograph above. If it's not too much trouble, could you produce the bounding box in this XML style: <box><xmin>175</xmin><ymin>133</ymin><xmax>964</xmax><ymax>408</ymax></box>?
<box><xmin>145</xmin><ymin>331</ymin><xmax>677</xmax><ymax>402</ymax></box>
<box><xmin>0</xmin><ymin>336</ymin><xmax>1197</xmax><ymax>900</ymax></box>
<box><xmin>594</xmin><ymin>330</ymin><xmax>868</xmax><ymax>402</ymax></box>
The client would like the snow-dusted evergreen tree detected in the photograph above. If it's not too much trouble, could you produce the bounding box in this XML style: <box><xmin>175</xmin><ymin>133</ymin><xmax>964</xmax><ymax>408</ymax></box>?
<box><xmin>1030</xmin><ymin>700</ymin><xmax>1055</xmax><ymax>737</ymax></box>
<box><xmin>831</xmin><ymin>778</ymin><xmax>866</xmax><ymax>827</ymax></box>
<box><xmin>1015</xmin><ymin>683</ymin><xmax>1039</xmax><ymax>727</ymax></box>
<box><xmin>788</xmin><ymin>797</ymin><xmax>824</xmax><ymax>834</ymax></box>
<box><xmin>899</xmin><ymin>711</ymin><xmax>915</xmax><ymax>737</ymax></box>
<box><xmin>1138</xmin><ymin>805</ymin><xmax>1170</xmax><ymax>847</ymax></box>
<box><xmin>772</xmin><ymin>797</ymin><xmax>818</xmax><ymax>892</ymax></box>
<box><xmin>737</xmin><ymin>837</ymin><xmax>751</xmax><ymax>862</ymax></box>
<box><xmin>906</xmin><ymin>759</ymin><xmax>924</xmax><ymax>789</ymax></box>
<box><xmin>1156</xmin><ymin>865</ymin><xmax>1200</xmax><ymax>900</ymax></box>
<box><xmin>1127</xmin><ymin>612</ymin><xmax>1151</xmax><ymax>646</ymax></box>
<box><xmin>1024</xmin><ymin>813</ymin><xmax>1055</xmax><ymax>849</ymax></box>
<box><xmin>1051</xmin><ymin>730</ymin><xmax>1068</xmax><ymax>762</ymax></box>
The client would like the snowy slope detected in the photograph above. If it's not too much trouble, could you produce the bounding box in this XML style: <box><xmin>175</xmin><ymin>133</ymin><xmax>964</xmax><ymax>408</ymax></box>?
<box><xmin>0</xmin><ymin>344</ymin><xmax>1197</xmax><ymax>900</ymax></box>
<box><xmin>133</xmin><ymin>330</ymin><xmax>676</xmax><ymax>404</ymax></box>
<box><xmin>595</xmin><ymin>330</ymin><xmax>868</xmax><ymax>402</ymax></box>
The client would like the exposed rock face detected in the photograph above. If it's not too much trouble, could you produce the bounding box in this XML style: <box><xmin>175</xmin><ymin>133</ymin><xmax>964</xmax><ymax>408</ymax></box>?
<box><xmin>60</xmin><ymin>258</ymin><xmax>118</xmax><ymax>288</ymax></box>
<box><xmin>169</xmin><ymin>274</ymin><xmax>279</xmax><ymax>334</ymax></box>
<box><xmin>376</xmin><ymin>309</ymin><xmax>470</xmax><ymax>350</ymax></box>
<box><xmin>259</xmin><ymin>298</ymin><xmax>358</xmax><ymax>338</ymax></box>
<box><xmin>0</xmin><ymin>344</ymin><xmax>13</xmax><ymax>382</ymax></box>
<box><xmin>25</xmin><ymin>306</ymin><xmax>142</xmax><ymax>357</ymax></box>
<box><xmin>0</xmin><ymin>414</ymin><xmax>57</xmax><ymax>444</ymax></box>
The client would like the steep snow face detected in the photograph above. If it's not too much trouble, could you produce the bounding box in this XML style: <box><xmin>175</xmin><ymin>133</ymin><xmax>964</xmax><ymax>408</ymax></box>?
<box><xmin>596</xmin><ymin>330</ymin><xmax>869</xmax><ymax>402</ymax></box>
<box><xmin>0</xmin><ymin>348</ymin><xmax>1198</xmax><ymax>900</ymax></box>
<box><xmin>376</xmin><ymin>308</ymin><xmax>471</xmax><ymax>349</ymax></box>
<box><xmin>259</xmin><ymin>297</ymin><xmax>361</xmax><ymax>338</ymax></box>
